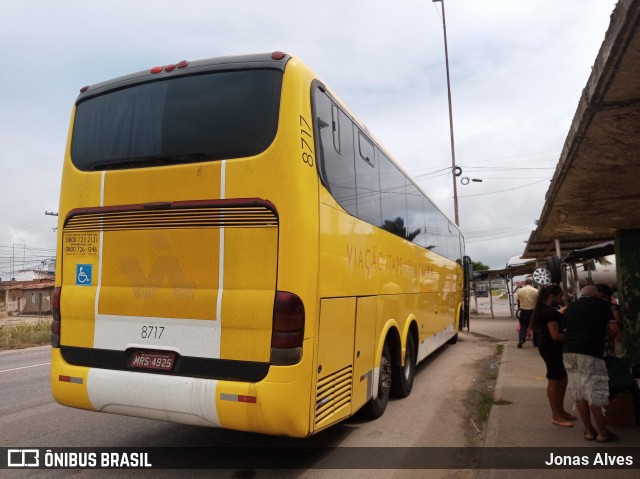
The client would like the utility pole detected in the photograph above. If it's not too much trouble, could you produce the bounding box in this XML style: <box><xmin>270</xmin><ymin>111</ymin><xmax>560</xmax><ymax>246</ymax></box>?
<box><xmin>433</xmin><ymin>0</ymin><xmax>459</xmax><ymax>226</ymax></box>
<box><xmin>45</xmin><ymin>211</ymin><xmax>59</xmax><ymax>232</ymax></box>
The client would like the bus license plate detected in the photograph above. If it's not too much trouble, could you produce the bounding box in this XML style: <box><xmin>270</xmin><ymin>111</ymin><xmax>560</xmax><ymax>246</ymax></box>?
<box><xmin>129</xmin><ymin>350</ymin><xmax>175</xmax><ymax>371</ymax></box>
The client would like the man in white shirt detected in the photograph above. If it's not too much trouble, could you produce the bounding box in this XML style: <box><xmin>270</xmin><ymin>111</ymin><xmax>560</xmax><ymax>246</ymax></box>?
<box><xmin>516</xmin><ymin>278</ymin><xmax>539</xmax><ymax>348</ymax></box>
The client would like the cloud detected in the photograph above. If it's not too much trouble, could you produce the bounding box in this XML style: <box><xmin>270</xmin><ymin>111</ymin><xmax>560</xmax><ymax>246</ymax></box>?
<box><xmin>0</xmin><ymin>0</ymin><xmax>618</xmax><ymax>270</ymax></box>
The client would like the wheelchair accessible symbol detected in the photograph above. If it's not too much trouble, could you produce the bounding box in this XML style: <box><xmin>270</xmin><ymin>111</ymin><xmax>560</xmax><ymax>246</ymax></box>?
<box><xmin>76</xmin><ymin>264</ymin><xmax>93</xmax><ymax>286</ymax></box>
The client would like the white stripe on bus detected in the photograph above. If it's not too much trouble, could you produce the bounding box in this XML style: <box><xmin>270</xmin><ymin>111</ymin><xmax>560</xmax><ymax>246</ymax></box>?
<box><xmin>94</xmin><ymin>170</ymin><xmax>106</xmax><ymax>323</ymax></box>
<box><xmin>214</xmin><ymin>159</ymin><xmax>226</xmax><ymax>358</ymax></box>
<box><xmin>93</xmin><ymin>314</ymin><xmax>220</xmax><ymax>358</ymax></box>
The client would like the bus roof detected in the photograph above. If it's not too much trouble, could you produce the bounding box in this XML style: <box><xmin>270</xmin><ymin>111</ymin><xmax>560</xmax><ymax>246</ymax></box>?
<box><xmin>73</xmin><ymin>51</ymin><xmax>462</xmax><ymax>238</ymax></box>
<box><xmin>76</xmin><ymin>52</ymin><xmax>291</xmax><ymax>102</ymax></box>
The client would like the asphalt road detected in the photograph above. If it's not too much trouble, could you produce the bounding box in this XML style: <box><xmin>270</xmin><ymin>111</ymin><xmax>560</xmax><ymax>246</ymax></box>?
<box><xmin>0</xmin><ymin>331</ymin><xmax>499</xmax><ymax>478</ymax></box>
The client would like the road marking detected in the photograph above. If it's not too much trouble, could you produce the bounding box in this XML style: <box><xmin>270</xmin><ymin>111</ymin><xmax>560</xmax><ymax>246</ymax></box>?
<box><xmin>0</xmin><ymin>363</ymin><xmax>50</xmax><ymax>374</ymax></box>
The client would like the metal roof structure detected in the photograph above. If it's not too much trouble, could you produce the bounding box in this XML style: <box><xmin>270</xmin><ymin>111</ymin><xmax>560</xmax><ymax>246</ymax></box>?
<box><xmin>562</xmin><ymin>240</ymin><xmax>616</xmax><ymax>263</ymax></box>
<box><xmin>523</xmin><ymin>0</ymin><xmax>640</xmax><ymax>259</ymax></box>
<box><xmin>475</xmin><ymin>259</ymin><xmax>537</xmax><ymax>280</ymax></box>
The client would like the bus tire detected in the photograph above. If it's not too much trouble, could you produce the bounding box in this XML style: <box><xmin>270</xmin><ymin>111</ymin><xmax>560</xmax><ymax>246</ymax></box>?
<box><xmin>446</xmin><ymin>332</ymin><xmax>458</xmax><ymax>345</ymax></box>
<box><xmin>546</xmin><ymin>255</ymin><xmax>562</xmax><ymax>284</ymax></box>
<box><xmin>392</xmin><ymin>333</ymin><xmax>416</xmax><ymax>398</ymax></box>
<box><xmin>361</xmin><ymin>342</ymin><xmax>392</xmax><ymax>419</ymax></box>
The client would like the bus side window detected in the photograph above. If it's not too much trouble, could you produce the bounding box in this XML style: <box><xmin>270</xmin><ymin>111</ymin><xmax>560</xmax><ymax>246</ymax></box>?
<box><xmin>447</xmin><ymin>221</ymin><xmax>456</xmax><ymax>261</ymax></box>
<box><xmin>457</xmin><ymin>231</ymin><xmax>464</xmax><ymax>263</ymax></box>
<box><xmin>355</xmin><ymin>131</ymin><xmax>381</xmax><ymax>226</ymax></box>
<box><xmin>313</xmin><ymin>87</ymin><xmax>461</xmax><ymax>260</ymax></box>
<box><xmin>332</xmin><ymin>104</ymin><xmax>341</xmax><ymax>153</ymax></box>
<box><xmin>424</xmin><ymin>199</ymin><xmax>440</xmax><ymax>252</ymax></box>
<box><xmin>406</xmin><ymin>183</ymin><xmax>426</xmax><ymax>247</ymax></box>
<box><xmin>358</xmin><ymin>132</ymin><xmax>374</xmax><ymax>165</ymax></box>
<box><xmin>315</xmin><ymin>90</ymin><xmax>357</xmax><ymax>215</ymax></box>
<box><xmin>378</xmin><ymin>151</ymin><xmax>408</xmax><ymax>240</ymax></box>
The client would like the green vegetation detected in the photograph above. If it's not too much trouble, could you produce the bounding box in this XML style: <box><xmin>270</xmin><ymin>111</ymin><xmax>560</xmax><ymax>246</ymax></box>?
<box><xmin>479</xmin><ymin>392</ymin><xmax>512</xmax><ymax>421</ymax></box>
<box><xmin>471</xmin><ymin>260</ymin><xmax>490</xmax><ymax>271</ymax></box>
<box><xmin>0</xmin><ymin>319</ymin><xmax>52</xmax><ymax>350</ymax></box>
<box><xmin>476</xmin><ymin>344</ymin><xmax>509</xmax><ymax>421</ymax></box>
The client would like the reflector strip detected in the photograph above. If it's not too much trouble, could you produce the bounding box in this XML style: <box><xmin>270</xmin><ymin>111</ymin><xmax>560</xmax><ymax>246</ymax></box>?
<box><xmin>220</xmin><ymin>393</ymin><xmax>257</xmax><ymax>404</ymax></box>
<box><xmin>59</xmin><ymin>375</ymin><xmax>83</xmax><ymax>384</ymax></box>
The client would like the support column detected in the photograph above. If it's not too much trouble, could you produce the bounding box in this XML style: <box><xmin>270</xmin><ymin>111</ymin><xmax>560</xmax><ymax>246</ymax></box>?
<box><xmin>615</xmin><ymin>229</ymin><xmax>640</xmax><ymax>365</ymax></box>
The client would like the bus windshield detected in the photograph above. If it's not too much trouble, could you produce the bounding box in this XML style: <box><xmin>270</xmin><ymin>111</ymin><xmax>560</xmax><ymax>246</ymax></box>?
<box><xmin>71</xmin><ymin>69</ymin><xmax>283</xmax><ymax>171</ymax></box>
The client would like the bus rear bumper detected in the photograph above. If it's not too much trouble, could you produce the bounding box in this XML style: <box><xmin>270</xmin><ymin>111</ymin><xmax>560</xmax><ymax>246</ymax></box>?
<box><xmin>89</xmin><ymin>368</ymin><xmax>221</xmax><ymax>427</ymax></box>
<box><xmin>51</xmin><ymin>342</ymin><xmax>314</xmax><ymax>437</ymax></box>
<box><xmin>51</xmin><ymin>348</ymin><xmax>221</xmax><ymax>426</ymax></box>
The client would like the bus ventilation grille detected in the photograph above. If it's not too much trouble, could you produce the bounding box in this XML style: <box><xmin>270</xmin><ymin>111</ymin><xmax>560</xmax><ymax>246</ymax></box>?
<box><xmin>314</xmin><ymin>365</ymin><xmax>353</xmax><ymax>426</ymax></box>
<box><xmin>64</xmin><ymin>205</ymin><xmax>278</xmax><ymax>232</ymax></box>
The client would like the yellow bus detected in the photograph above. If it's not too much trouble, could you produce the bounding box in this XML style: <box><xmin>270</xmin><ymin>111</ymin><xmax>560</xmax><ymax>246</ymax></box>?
<box><xmin>52</xmin><ymin>52</ymin><xmax>469</xmax><ymax>437</ymax></box>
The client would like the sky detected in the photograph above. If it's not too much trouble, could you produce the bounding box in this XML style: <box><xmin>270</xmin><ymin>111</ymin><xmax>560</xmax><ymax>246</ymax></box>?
<box><xmin>0</xmin><ymin>0</ymin><xmax>619</xmax><ymax>277</ymax></box>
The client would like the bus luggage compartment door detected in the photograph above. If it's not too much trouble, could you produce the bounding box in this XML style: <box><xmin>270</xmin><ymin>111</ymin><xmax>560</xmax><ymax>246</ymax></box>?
<box><xmin>314</xmin><ymin>297</ymin><xmax>356</xmax><ymax>431</ymax></box>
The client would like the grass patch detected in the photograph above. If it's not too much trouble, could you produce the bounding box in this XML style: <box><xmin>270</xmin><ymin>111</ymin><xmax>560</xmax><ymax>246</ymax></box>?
<box><xmin>495</xmin><ymin>344</ymin><xmax>504</xmax><ymax>355</ymax></box>
<box><xmin>479</xmin><ymin>392</ymin><xmax>512</xmax><ymax>421</ymax></box>
<box><xmin>0</xmin><ymin>319</ymin><xmax>52</xmax><ymax>350</ymax></box>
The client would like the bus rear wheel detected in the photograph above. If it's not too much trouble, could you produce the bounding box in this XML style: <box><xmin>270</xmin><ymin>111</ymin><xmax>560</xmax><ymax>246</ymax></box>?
<box><xmin>392</xmin><ymin>333</ymin><xmax>416</xmax><ymax>398</ymax></box>
<box><xmin>361</xmin><ymin>343</ymin><xmax>392</xmax><ymax>419</ymax></box>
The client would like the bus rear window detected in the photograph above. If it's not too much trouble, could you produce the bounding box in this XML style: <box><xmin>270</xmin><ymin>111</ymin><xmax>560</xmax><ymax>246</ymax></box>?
<box><xmin>71</xmin><ymin>69</ymin><xmax>283</xmax><ymax>171</ymax></box>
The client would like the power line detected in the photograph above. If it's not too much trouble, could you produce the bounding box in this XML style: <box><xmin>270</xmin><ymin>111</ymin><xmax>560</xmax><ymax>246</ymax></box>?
<box><xmin>458</xmin><ymin>178</ymin><xmax>550</xmax><ymax>198</ymax></box>
<box><xmin>0</xmin><ymin>243</ymin><xmax>56</xmax><ymax>279</ymax></box>
<box><xmin>407</xmin><ymin>149</ymin><xmax>560</xmax><ymax>178</ymax></box>
<box><xmin>461</xmin><ymin>150</ymin><xmax>560</xmax><ymax>166</ymax></box>
<box><xmin>463</xmin><ymin>222</ymin><xmax>535</xmax><ymax>245</ymax></box>
<box><xmin>462</xmin><ymin>166</ymin><xmax>554</xmax><ymax>171</ymax></box>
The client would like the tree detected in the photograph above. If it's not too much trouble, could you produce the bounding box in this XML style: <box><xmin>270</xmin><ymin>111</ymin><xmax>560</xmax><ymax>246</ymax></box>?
<box><xmin>471</xmin><ymin>260</ymin><xmax>490</xmax><ymax>271</ymax></box>
<box><xmin>381</xmin><ymin>217</ymin><xmax>421</xmax><ymax>242</ymax></box>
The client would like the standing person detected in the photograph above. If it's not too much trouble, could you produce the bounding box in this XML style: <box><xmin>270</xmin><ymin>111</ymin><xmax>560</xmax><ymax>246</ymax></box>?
<box><xmin>596</xmin><ymin>284</ymin><xmax>639</xmax><ymax>403</ymax></box>
<box><xmin>531</xmin><ymin>284</ymin><xmax>575</xmax><ymax>427</ymax></box>
<box><xmin>516</xmin><ymin>278</ymin><xmax>538</xmax><ymax>348</ymax></box>
<box><xmin>563</xmin><ymin>285</ymin><xmax>620</xmax><ymax>442</ymax></box>
<box><xmin>595</xmin><ymin>284</ymin><xmax>624</xmax><ymax>356</ymax></box>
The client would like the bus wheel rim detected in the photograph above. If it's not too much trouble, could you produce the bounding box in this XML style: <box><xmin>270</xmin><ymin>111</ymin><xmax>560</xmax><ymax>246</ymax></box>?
<box><xmin>380</xmin><ymin>356</ymin><xmax>392</xmax><ymax>393</ymax></box>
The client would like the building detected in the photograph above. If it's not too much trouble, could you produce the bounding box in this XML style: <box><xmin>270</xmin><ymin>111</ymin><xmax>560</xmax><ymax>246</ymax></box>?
<box><xmin>0</xmin><ymin>279</ymin><xmax>55</xmax><ymax>316</ymax></box>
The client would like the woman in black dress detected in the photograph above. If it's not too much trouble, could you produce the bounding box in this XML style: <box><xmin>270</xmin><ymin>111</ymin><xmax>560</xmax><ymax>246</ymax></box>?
<box><xmin>531</xmin><ymin>284</ymin><xmax>576</xmax><ymax>427</ymax></box>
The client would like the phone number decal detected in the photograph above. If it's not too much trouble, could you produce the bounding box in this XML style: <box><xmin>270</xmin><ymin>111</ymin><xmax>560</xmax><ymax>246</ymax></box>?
<box><xmin>64</xmin><ymin>232</ymin><xmax>99</xmax><ymax>256</ymax></box>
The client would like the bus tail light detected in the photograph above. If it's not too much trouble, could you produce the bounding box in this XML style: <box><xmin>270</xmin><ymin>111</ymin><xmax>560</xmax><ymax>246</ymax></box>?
<box><xmin>270</xmin><ymin>291</ymin><xmax>304</xmax><ymax>366</ymax></box>
<box><xmin>51</xmin><ymin>287</ymin><xmax>62</xmax><ymax>348</ymax></box>
<box><xmin>151</xmin><ymin>61</ymin><xmax>188</xmax><ymax>74</ymax></box>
